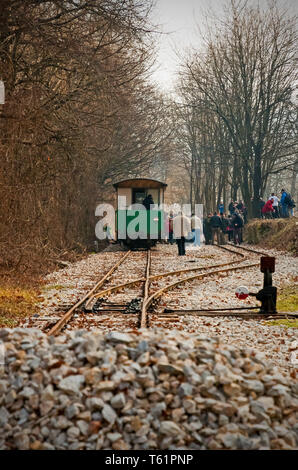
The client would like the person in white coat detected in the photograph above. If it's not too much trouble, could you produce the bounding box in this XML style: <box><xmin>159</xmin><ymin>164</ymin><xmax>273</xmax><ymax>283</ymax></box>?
<box><xmin>268</xmin><ymin>193</ymin><xmax>279</xmax><ymax>218</ymax></box>
<box><xmin>191</xmin><ymin>213</ymin><xmax>203</xmax><ymax>247</ymax></box>
<box><xmin>173</xmin><ymin>212</ymin><xmax>191</xmax><ymax>256</ymax></box>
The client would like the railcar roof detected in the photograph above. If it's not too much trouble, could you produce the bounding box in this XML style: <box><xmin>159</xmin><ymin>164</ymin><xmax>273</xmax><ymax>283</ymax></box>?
<box><xmin>113</xmin><ymin>178</ymin><xmax>167</xmax><ymax>189</ymax></box>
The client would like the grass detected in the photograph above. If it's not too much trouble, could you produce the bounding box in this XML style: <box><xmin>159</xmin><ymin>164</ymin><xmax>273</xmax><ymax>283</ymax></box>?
<box><xmin>0</xmin><ymin>285</ymin><xmax>41</xmax><ymax>327</ymax></box>
<box><xmin>244</xmin><ymin>217</ymin><xmax>298</xmax><ymax>253</ymax></box>
<box><xmin>42</xmin><ymin>284</ymin><xmax>67</xmax><ymax>291</ymax></box>
<box><xmin>266</xmin><ymin>319</ymin><xmax>298</xmax><ymax>328</ymax></box>
<box><xmin>277</xmin><ymin>285</ymin><xmax>298</xmax><ymax>312</ymax></box>
<box><xmin>266</xmin><ymin>284</ymin><xmax>298</xmax><ymax>328</ymax></box>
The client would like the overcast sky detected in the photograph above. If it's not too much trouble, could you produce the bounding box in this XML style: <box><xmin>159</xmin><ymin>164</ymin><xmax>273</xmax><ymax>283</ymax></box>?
<box><xmin>149</xmin><ymin>0</ymin><xmax>297</xmax><ymax>94</ymax></box>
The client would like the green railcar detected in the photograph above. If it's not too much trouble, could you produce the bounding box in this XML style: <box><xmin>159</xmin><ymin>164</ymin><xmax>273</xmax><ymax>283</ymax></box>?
<box><xmin>113</xmin><ymin>178</ymin><xmax>167</xmax><ymax>249</ymax></box>
<box><xmin>116</xmin><ymin>208</ymin><xmax>164</xmax><ymax>248</ymax></box>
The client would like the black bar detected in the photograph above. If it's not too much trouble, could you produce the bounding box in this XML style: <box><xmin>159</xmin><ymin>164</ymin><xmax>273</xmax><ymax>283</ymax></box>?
<box><xmin>3</xmin><ymin>450</ymin><xmax>295</xmax><ymax>468</ymax></box>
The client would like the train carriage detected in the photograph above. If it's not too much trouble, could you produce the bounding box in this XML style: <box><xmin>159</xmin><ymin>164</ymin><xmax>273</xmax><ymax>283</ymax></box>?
<box><xmin>113</xmin><ymin>178</ymin><xmax>167</xmax><ymax>249</ymax></box>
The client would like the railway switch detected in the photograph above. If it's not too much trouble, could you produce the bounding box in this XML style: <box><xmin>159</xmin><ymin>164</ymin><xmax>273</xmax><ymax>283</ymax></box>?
<box><xmin>252</xmin><ymin>256</ymin><xmax>277</xmax><ymax>314</ymax></box>
<box><xmin>253</xmin><ymin>285</ymin><xmax>277</xmax><ymax>314</ymax></box>
<box><xmin>236</xmin><ymin>256</ymin><xmax>277</xmax><ymax>314</ymax></box>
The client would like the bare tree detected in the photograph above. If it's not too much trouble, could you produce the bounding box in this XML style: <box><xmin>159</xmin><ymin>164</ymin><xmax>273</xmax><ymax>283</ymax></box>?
<box><xmin>176</xmin><ymin>0</ymin><xmax>297</xmax><ymax>216</ymax></box>
<box><xmin>0</xmin><ymin>0</ymin><xmax>171</xmax><ymax>272</ymax></box>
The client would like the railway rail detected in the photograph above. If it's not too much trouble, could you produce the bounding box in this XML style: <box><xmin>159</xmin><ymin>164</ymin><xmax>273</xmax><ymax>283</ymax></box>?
<box><xmin>44</xmin><ymin>244</ymin><xmax>257</xmax><ymax>335</ymax></box>
<box><xmin>157</xmin><ymin>244</ymin><xmax>297</xmax><ymax>323</ymax></box>
<box><xmin>84</xmin><ymin>243</ymin><xmax>247</xmax><ymax>306</ymax></box>
<box><xmin>219</xmin><ymin>242</ymin><xmax>267</xmax><ymax>256</ymax></box>
<box><xmin>43</xmin><ymin>242</ymin><xmax>296</xmax><ymax>336</ymax></box>
<box><xmin>46</xmin><ymin>250</ymin><xmax>133</xmax><ymax>336</ymax></box>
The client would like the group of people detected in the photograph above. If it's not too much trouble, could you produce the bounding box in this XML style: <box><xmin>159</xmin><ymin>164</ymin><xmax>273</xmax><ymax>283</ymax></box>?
<box><xmin>227</xmin><ymin>200</ymin><xmax>248</xmax><ymax>223</ymax></box>
<box><xmin>259</xmin><ymin>190</ymin><xmax>295</xmax><ymax>219</ymax></box>
<box><xmin>203</xmin><ymin>210</ymin><xmax>244</xmax><ymax>246</ymax></box>
<box><xmin>144</xmin><ymin>196</ymin><xmax>204</xmax><ymax>256</ymax></box>
<box><xmin>167</xmin><ymin>208</ymin><xmax>245</xmax><ymax>255</ymax></box>
<box><xmin>167</xmin><ymin>200</ymin><xmax>248</xmax><ymax>254</ymax></box>
<box><xmin>199</xmin><ymin>200</ymin><xmax>247</xmax><ymax>247</ymax></box>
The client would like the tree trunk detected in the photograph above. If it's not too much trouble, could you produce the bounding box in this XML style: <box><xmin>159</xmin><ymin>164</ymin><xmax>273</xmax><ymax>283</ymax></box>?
<box><xmin>290</xmin><ymin>159</ymin><xmax>298</xmax><ymax>200</ymax></box>
<box><xmin>252</xmin><ymin>150</ymin><xmax>262</xmax><ymax>218</ymax></box>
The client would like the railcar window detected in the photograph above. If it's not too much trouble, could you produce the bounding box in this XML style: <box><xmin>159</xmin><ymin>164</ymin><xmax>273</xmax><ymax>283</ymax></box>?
<box><xmin>132</xmin><ymin>189</ymin><xmax>147</xmax><ymax>205</ymax></box>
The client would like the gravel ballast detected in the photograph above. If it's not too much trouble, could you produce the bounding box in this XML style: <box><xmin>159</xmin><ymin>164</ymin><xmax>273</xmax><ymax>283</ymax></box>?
<box><xmin>0</xmin><ymin>328</ymin><xmax>297</xmax><ymax>450</ymax></box>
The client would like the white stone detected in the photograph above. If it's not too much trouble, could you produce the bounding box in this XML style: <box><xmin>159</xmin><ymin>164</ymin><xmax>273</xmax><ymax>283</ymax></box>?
<box><xmin>110</xmin><ymin>393</ymin><xmax>126</xmax><ymax>409</ymax></box>
<box><xmin>160</xmin><ymin>421</ymin><xmax>184</xmax><ymax>437</ymax></box>
<box><xmin>106</xmin><ymin>332</ymin><xmax>134</xmax><ymax>344</ymax></box>
<box><xmin>102</xmin><ymin>404</ymin><xmax>117</xmax><ymax>424</ymax></box>
<box><xmin>58</xmin><ymin>375</ymin><xmax>85</xmax><ymax>394</ymax></box>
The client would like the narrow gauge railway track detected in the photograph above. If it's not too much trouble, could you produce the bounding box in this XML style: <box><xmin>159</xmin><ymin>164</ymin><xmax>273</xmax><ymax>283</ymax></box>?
<box><xmin>85</xmin><ymin>244</ymin><xmax>259</xmax><ymax>329</ymax></box>
<box><xmin>45</xmin><ymin>245</ymin><xmax>247</xmax><ymax>335</ymax></box>
<box><xmin>45</xmin><ymin>243</ymin><xmax>292</xmax><ymax>336</ymax></box>
<box><xmin>86</xmin><ymin>245</ymin><xmax>247</xmax><ymax>306</ymax></box>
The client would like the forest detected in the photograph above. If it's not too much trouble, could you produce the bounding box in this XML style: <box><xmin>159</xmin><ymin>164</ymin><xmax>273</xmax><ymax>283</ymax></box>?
<box><xmin>173</xmin><ymin>0</ymin><xmax>297</xmax><ymax>216</ymax></box>
<box><xmin>0</xmin><ymin>0</ymin><xmax>297</xmax><ymax>274</ymax></box>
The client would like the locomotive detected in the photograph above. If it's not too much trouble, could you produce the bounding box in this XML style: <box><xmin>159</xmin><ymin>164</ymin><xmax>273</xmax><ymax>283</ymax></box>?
<box><xmin>113</xmin><ymin>178</ymin><xmax>167</xmax><ymax>249</ymax></box>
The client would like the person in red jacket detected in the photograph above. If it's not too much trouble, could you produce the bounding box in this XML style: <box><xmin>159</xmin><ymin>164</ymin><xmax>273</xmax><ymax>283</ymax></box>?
<box><xmin>262</xmin><ymin>198</ymin><xmax>274</xmax><ymax>218</ymax></box>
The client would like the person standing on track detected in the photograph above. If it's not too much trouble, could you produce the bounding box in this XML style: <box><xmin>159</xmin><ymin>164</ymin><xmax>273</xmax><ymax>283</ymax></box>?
<box><xmin>226</xmin><ymin>215</ymin><xmax>233</xmax><ymax>242</ymax></box>
<box><xmin>168</xmin><ymin>211</ymin><xmax>174</xmax><ymax>245</ymax></box>
<box><xmin>210</xmin><ymin>211</ymin><xmax>222</xmax><ymax>245</ymax></box>
<box><xmin>173</xmin><ymin>211</ymin><xmax>191</xmax><ymax>256</ymax></box>
<box><xmin>231</xmin><ymin>210</ymin><xmax>244</xmax><ymax>245</ymax></box>
<box><xmin>219</xmin><ymin>213</ymin><xmax>229</xmax><ymax>245</ymax></box>
<box><xmin>191</xmin><ymin>213</ymin><xmax>203</xmax><ymax>247</ymax></box>
<box><xmin>203</xmin><ymin>214</ymin><xmax>212</xmax><ymax>245</ymax></box>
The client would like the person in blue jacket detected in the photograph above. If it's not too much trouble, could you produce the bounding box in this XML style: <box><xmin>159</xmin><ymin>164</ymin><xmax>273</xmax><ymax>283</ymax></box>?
<box><xmin>280</xmin><ymin>189</ymin><xmax>289</xmax><ymax>218</ymax></box>
<box><xmin>218</xmin><ymin>201</ymin><xmax>224</xmax><ymax>216</ymax></box>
